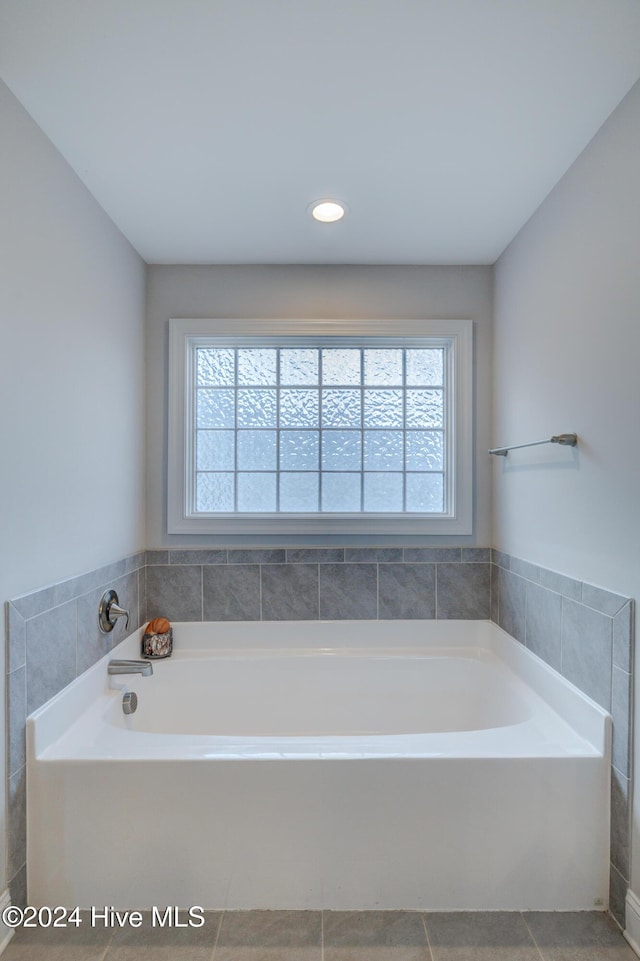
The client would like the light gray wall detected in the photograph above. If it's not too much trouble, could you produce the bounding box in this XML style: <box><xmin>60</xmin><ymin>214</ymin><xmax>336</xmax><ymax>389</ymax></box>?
<box><xmin>146</xmin><ymin>264</ymin><xmax>493</xmax><ymax>547</ymax></box>
<box><xmin>0</xmin><ymin>81</ymin><xmax>146</xmax><ymax>896</ymax></box>
<box><xmin>493</xmin><ymin>80</ymin><xmax>640</xmax><ymax>897</ymax></box>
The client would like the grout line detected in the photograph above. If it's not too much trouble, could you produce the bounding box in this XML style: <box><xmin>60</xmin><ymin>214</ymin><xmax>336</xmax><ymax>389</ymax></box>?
<box><xmin>612</xmin><ymin>762</ymin><xmax>631</xmax><ymax>782</ymax></box>
<box><xmin>210</xmin><ymin>908</ymin><xmax>224</xmax><ymax>960</ymax></box>
<box><xmin>610</xmin><ymin>615</ymin><xmax>615</xmax><ymax>717</ymax></box>
<box><xmin>492</xmin><ymin>564</ymin><xmax>498</xmax><ymax>626</ymax></box>
<box><xmin>97</xmin><ymin>935</ymin><xmax>113</xmax><ymax>961</ymax></box>
<box><xmin>320</xmin><ymin>908</ymin><xmax>324</xmax><ymax>961</ymax></box>
<box><xmin>520</xmin><ymin>912</ymin><xmax>547</xmax><ymax>961</ymax></box>
<box><xmin>489</xmin><ymin>560</ymin><xmax>493</xmax><ymax>621</ymax></box>
<box><xmin>610</xmin><ymin>857</ymin><xmax>630</xmax><ymax>885</ymax></box>
<box><xmin>73</xmin><ymin>598</ymin><xmax>79</xmax><ymax>679</ymax></box>
<box><xmin>560</xmin><ymin>595</ymin><xmax>565</xmax><ymax>676</ymax></box>
<box><xmin>421</xmin><ymin>912</ymin><xmax>435</xmax><ymax>961</ymax></box>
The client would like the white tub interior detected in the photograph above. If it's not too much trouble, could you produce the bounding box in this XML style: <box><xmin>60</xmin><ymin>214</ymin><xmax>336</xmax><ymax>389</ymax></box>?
<box><xmin>27</xmin><ymin>619</ymin><xmax>610</xmax><ymax>911</ymax></box>
<box><xmin>119</xmin><ymin>652</ymin><xmax>536</xmax><ymax>736</ymax></box>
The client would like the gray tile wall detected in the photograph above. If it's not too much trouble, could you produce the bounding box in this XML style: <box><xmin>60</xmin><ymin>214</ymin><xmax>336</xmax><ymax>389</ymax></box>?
<box><xmin>491</xmin><ymin>550</ymin><xmax>634</xmax><ymax>928</ymax></box>
<box><xmin>5</xmin><ymin>552</ymin><xmax>146</xmax><ymax>908</ymax></box>
<box><xmin>6</xmin><ymin>546</ymin><xmax>634</xmax><ymax>930</ymax></box>
<box><xmin>143</xmin><ymin>548</ymin><xmax>490</xmax><ymax>623</ymax></box>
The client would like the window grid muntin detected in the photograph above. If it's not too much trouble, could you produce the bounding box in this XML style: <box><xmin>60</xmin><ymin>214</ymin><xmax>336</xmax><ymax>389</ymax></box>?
<box><xmin>193</xmin><ymin>344</ymin><xmax>446</xmax><ymax>515</ymax></box>
<box><xmin>402</xmin><ymin>348</ymin><xmax>407</xmax><ymax>512</ymax></box>
<box><xmin>318</xmin><ymin>348</ymin><xmax>324</xmax><ymax>511</ymax></box>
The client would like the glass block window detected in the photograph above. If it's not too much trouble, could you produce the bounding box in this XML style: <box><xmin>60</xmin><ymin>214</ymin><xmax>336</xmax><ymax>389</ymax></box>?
<box><xmin>193</xmin><ymin>346</ymin><xmax>446</xmax><ymax>514</ymax></box>
<box><xmin>168</xmin><ymin>319</ymin><xmax>473</xmax><ymax>535</ymax></box>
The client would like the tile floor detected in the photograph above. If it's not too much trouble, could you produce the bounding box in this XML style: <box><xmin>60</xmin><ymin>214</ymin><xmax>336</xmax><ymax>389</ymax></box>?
<box><xmin>0</xmin><ymin>909</ymin><xmax>637</xmax><ymax>961</ymax></box>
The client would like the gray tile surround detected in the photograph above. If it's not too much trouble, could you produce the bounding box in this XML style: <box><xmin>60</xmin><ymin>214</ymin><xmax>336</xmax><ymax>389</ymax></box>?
<box><xmin>611</xmin><ymin>865</ymin><xmax>630</xmax><ymax>937</ymax></box>
<box><xmin>8</xmin><ymin>766</ymin><xmax>26</xmax><ymax>881</ymax></box>
<box><xmin>25</xmin><ymin>600</ymin><xmax>77</xmax><ymax>715</ymax></box>
<box><xmin>261</xmin><ymin>563</ymin><xmax>319</xmax><ymax>620</ymax></box>
<box><xmin>319</xmin><ymin>563</ymin><xmax>378</xmax><ymax>619</ymax></box>
<box><xmin>611</xmin><ymin>767</ymin><xmax>631</xmax><ymax>880</ymax></box>
<box><xmin>524</xmin><ymin>581</ymin><xmax>562</xmax><ymax>672</ymax></box>
<box><xmin>144</xmin><ymin>550</ymin><xmax>491</xmax><ymax>624</ymax></box>
<box><xmin>490</xmin><ymin>548</ymin><xmax>635</xmax><ymax>928</ymax></box>
<box><xmin>145</xmin><ymin>563</ymin><xmax>202</xmax><ymax>621</ymax></box>
<box><xmin>562</xmin><ymin>598</ymin><xmax>613</xmax><ymax>710</ymax></box>
<box><xmin>613</xmin><ymin>667</ymin><xmax>632</xmax><ymax>776</ymax></box>
<box><xmin>203</xmin><ymin>564</ymin><xmax>262</xmax><ymax>620</ymax></box>
<box><xmin>493</xmin><ymin>566</ymin><xmax>526</xmax><ymax>643</ymax></box>
<box><xmin>5</xmin><ymin>552</ymin><xmax>146</xmax><ymax>908</ymax></box>
<box><xmin>5</xmin><ymin>546</ymin><xmax>634</xmax><ymax>933</ymax></box>
<box><xmin>378</xmin><ymin>563</ymin><xmax>435</xmax><ymax>619</ymax></box>
<box><xmin>615</xmin><ymin>603</ymin><xmax>635</xmax><ymax>673</ymax></box>
<box><xmin>436</xmin><ymin>563</ymin><xmax>490</xmax><ymax>619</ymax></box>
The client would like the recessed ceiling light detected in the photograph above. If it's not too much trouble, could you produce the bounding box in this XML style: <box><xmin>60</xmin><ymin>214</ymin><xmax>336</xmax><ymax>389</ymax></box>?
<box><xmin>309</xmin><ymin>200</ymin><xmax>347</xmax><ymax>223</ymax></box>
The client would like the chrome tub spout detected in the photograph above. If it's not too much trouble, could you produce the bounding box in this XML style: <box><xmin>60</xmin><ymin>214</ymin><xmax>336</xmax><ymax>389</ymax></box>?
<box><xmin>108</xmin><ymin>659</ymin><xmax>153</xmax><ymax>677</ymax></box>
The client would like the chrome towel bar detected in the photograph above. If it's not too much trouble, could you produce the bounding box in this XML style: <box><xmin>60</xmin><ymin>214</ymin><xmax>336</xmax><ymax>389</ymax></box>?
<box><xmin>489</xmin><ymin>433</ymin><xmax>578</xmax><ymax>457</ymax></box>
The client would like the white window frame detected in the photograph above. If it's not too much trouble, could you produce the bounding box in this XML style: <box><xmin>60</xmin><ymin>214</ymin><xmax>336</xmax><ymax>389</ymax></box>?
<box><xmin>168</xmin><ymin>318</ymin><xmax>473</xmax><ymax>535</ymax></box>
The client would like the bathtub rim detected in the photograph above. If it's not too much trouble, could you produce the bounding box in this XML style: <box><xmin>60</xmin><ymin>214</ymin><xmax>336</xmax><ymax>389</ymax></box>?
<box><xmin>26</xmin><ymin>619</ymin><xmax>610</xmax><ymax>762</ymax></box>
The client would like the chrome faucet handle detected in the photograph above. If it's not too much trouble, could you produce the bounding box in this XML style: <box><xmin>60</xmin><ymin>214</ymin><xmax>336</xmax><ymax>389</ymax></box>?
<box><xmin>108</xmin><ymin>601</ymin><xmax>130</xmax><ymax>631</ymax></box>
<box><xmin>99</xmin><ymin>590</ymin><xmax>130</xmax><ymax>634</ymax></box>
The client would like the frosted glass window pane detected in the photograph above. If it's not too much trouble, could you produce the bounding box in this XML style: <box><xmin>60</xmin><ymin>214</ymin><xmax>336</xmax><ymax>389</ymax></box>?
<box><xmin>406</xmin><ymin>473</ymin><xmax>444</xmax><ymax>512</ymax></box>
<box><xmin>406</xmin><ymin>349</ymin><xmax>444</xmax><ymax>386</ymax></box>
<box><xmin>237</xmin><ymin>472</ymin><xmax>277</xmax><ymax>511</ymax></box>
<box><xmin>280</xmin><ymin>389</ymin><xmax>319</xmax><ymax>427</ymax></box>
<box><xmin>406</xmin><ymin>431</ymin><xmax>444</xmax><ymax>470</ymax></box>
<box><xmin>280</xmin><ymin>472</ymin><xmax>319</xmax><ymax>511</ymax></box>
<box><xmin>322</xmin><ymin>473</ymin><xmax>361</xmax><ymax>512</ymax></box>
<box><xmin>363</xmin><ymin>430</ymin><xmax>403</xmax><ymax>470</ymax></box>
<box><xmin>363</xmin><ymin>389</ymin><xmax>403</xmax><ymax>427</ymax></box>
<box><xmin>197</xmin><ymin>348</ymin><xmax>235</xmax><ymax>386</ymax></box>
<box><xmin>237</xmin><ymin>430</ymin><xmax>277</xmax><ymax>470</ymax></box>
<box><xmin>322</xmin><ymin>349</ymin><xmax>361</xmax><ymax>385</ymax></box>
<box><xmin>280</xmin><ymin>430</ymin><xmax>319</xmax><ymax>470</ymax></box>
<box><xmin>237</xmin><ymin>348</ymin><xmax>277</xmax><ymax>385</ymax></box>
<box><xmin>322</xmin><ymin>389</ymin><xmax>361</xmax><ymax>427</ymax></box>
<box><xmin>322</xmin><ymin>430</ymin><xmax>362</xmax><ymax>470</ymax></box>
<box><xmin>196</xmin><ymin>389</ymin><xmax>235</xmax><ymax>428</ymax></box>
<box><xmin>406</xmin><ymin>389</ymin><xmax>444</xmax><ymax>428</ymax></box>
<box><xmin>237</xmin><ymin>388</ymin><xmax>277</xmax><ymax>427</ymax></box>
<box><xmin>196</xmin><ymin>472</ymin><xmax>234</xmax><ymax>512</ymax></box>
<box><xmin>364</xmin><ymin>473</ymin><xmax>403</xmax><ymax>512</ymax></box>
<box><xmin>280</xmin><ymin>349</ymin><xmax>319</xmax><ymax>385</ymax></box>
<box><xmin>196</xmin><ymin>430</ymin><xmax>234</xmax><ymax>471</ymax></box>
<box><xmin>364</xmin><ymin>349</ymin><xmax>402</xmax><ymax>385</ymax></box>
<box><xmin>187</xmin><ymin>336</ymin><xmax>456</xmax><ymax>520</ymax></box>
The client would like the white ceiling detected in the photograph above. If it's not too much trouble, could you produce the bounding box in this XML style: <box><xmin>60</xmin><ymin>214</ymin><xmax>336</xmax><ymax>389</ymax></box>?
<box><xmin>2</xmin><ymin>1</ymin><xmax>640</xmax><ymax>265</ymax></box>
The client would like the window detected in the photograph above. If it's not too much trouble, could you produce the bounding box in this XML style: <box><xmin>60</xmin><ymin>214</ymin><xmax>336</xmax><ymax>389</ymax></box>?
<box><xmin>168</xmin><ymin>318</ymin><xmax>473</xmax><ymax>534</ymax></box>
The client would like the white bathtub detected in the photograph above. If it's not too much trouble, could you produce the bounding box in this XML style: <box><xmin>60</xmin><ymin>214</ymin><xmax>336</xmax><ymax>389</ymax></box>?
<box><xmin>27</xmin><ymin>619</ymin><xmax>610</xmax><ymax>911</ymax></box>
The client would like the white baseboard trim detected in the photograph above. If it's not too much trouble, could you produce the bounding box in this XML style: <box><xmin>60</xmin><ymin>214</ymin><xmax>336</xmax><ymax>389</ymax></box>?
<box><xmin>0</xmin><ymin>888</ymin><xmax>14</xmax><ymax>955</ymax></box>
<box><xmin>625</xmin><ymin>888</ymin><xmax>640</xmax><ymax>957</ymax></box>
